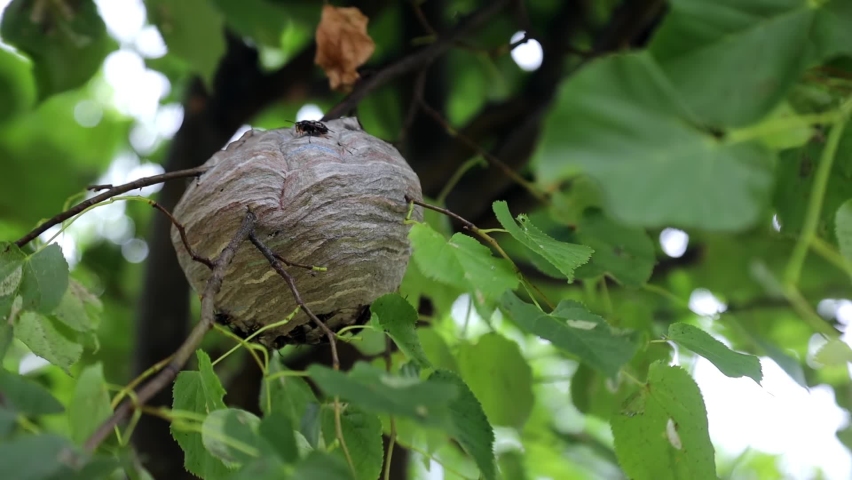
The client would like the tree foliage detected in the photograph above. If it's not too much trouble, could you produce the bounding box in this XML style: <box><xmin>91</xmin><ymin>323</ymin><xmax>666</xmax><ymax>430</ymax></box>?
<box><xmin>1</xmin><ymin>0</ymin><xmax>852</xmax><ymax>479</ymax></box>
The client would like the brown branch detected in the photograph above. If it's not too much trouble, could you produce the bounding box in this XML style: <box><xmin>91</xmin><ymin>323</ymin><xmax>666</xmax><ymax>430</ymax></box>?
<box><xmin>418</xmin><ymin>101</ymin><xmax>549</xmax><ymax>204</ymax></box>
<box><xmin>147</xmin><ymin>200</ymin><xmax>215</xmax><ymax>269</ymax></box>
<box><xmin>272</xmin><ymin>253</ymin><xmax>324</xmax><ymax>274</ymax></box>
<box><xmin>83</xmin><ymin>209</ymin><xmax>257</xmax><ymax>452</ymax></box>
<box><xmin>247</xmin><ymin>233</ymin><xmax>340</xmax><ymax>370</ymax></box>
<box><xmin>396</xmin><ymin>68</ymin><xmax>428</xmax><ymax>145</ymax></box>
<box><xmin>14</xmin><ymin>166</ymin><xmax>209</xmax><ymax>248</ymax></box>
<box><xmin>322</xmin><ymin>0</ymin><xmax>512</xmax><ymax>121</ymax></box>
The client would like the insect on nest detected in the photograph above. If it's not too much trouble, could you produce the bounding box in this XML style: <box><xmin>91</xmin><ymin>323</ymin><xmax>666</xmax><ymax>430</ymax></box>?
<box><xmin>293</xmin><ymin>120</ymin><xmax>330</xmax><ymax>138</ymax></box>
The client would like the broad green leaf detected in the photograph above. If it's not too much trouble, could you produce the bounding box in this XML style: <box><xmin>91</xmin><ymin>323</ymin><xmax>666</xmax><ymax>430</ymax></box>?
<box><xmin>535</xmin><ymin>52</ymin><xmax>773</xmax><ymax>231</ymax></box>
<box><xmin>667</xmin><ymin>323</ymin><xmax>763</xmax><ymax>383</ymax></box>
<box><xmin>202</xmin><ymin>408</ymin><xmax>263</xmax><ymax>468</ymax></box>
<box><xmin>20</xmin><ymin>244</ymin><xmax>69</xmax><ymax>314</ymax></box>
<box><xmin>611</xmin><ymin>362</ymin><xmax>716</xmax><ymax>480</ymax></box>
<box><xmin>172</xmin><ymin>351</ymin><xmax>230</xmax><ymax>479</ymax></box>
<box><xmin>418</xmin><ymin>328</ymin><xmax>459</xmax><ymax>373</ymax></box>
<box><xmin>498</xmin><ymin>451</ymin><xmax>527</xmax><ymax>480</ymax></box>
<box><xmin>492</xmin><ymin>200</ymin><xmax>592</xmax><ymax>282</ymax></box>
<box><xmin>0</xmin><ymin>407</ymin><xmax>16</xmax><ymax>437</ymax></box>
<box><xmin>69</xmin><ymin>363</ymin><xmax>113</xmax><ymax>444</ymax></box>
<box><xmin>0</xmin><ymin>323</ymin><xmax>11</xmax><ymax>361</ymax></box>
<box><xmin>456</xmin><ymin>333</ymin><xmax>533</xmax><ymax>429</ymax></box>
<box><xmin>223</xmin><ymin>457</ymin><xmax>288</xmax><ymax>480</ymax></box>
<box><xmin>211</xmin><ymin>0</ymin><xmax>290</xmax><ymax>46</ymax></box>
<box><xmin>0</xmin><ymin>243</ymin><xmax>25</xmax><ymax>320</ymax></box>
<box><xmin>836</xmin><ymin>199</ymin><xmax>852</xmax><ymax>264</ymax></box>
<box><xmin>571</xmin><ymin>343</ymin><xmax>672</xmax><ymax>421</ymax></box>
<box><xmin>0</xmin><ymin>433</ymin><xmax>80</xmax><ymax>479</ymax></box>
<box><xmin>321</xmin><ymin>407</ymin><xmax>384</xmax><ymax>480</ymax></box>
<box><xmin>260</xmin><ymin>357</ymin><xmax>317</xmax><ymax>425</ymax></box>
<box><xmin>573</xmin><ymin>209</ymin><xmax>656</xmax><ymax>287</ymax></box>
<box><xmin>291</xmin><ymin>451</ymin><xmax>354</xmax><ymax>480</ymax></box>
<box><xmin>649</xmin><ymin>0</ymin><xmax>815</xmax><ymax>126</ymax></box>
<box><xmin>52</xmin><ymin>279</ymin><xmax>101</xmax><ymax>333</ymax></box>
<box><xmin>147</xmin><ymin>0</ymin><xmax>227</xmax><ymax>89</ymax></box>
<box><xmin>502</xmin><ymin>291</ymin><xmax>639</xmax><ymax>378</ymax></box>
<box><xmin>0</xmin><ymin>47</ymin><xmax>35</xmax><ymax>123</ymax></box>
<box><xmin>812</xmin><ymin>0</ymin><xmax>852</xmax><ymax>60</ymax></box>
<box><xmin>0</xmin><ymin>368</ymin><xmax>64</xmax><ymax>415</ymax></box>
<box><xmin>0</xmin><ymin>0</ymin><xmax>114</xmax><ymax>100</ymax></box>
<box><xmin>814</xmin><ymin>338</ymin><xmax>852</xmax><ymax>366</ymax></box>
<box><xmin>15</xmin><ymin>311</ymin><xmax>82</xmax><ymax>370</ymax></box>
<box><xmin>258</xmin><ymin>411</ymin><xmax>299</xmax><ymax>464</ymax></box>
<box><xmin>371</xmin><ymin>293</ymin><xmax>431</xmax><ymax>367</ymax></box>
<box><xmin>308</xmin><ymin>362</ymin><xmax>457</xmax><ymax>427</ymax></box>
<box><xmin>409</xmin><ymin>223</ymin><xmax>518</xmax><ymax>300</ymax></box>
<box><xmin>197</xmin><ymin>350</ymin><xmax>227</xmax><ymax>411</ymax></box>
<box><xmin>429</xmin><ymin>370</ymin><xmax>496</xmax><ymax>480</ymax></box>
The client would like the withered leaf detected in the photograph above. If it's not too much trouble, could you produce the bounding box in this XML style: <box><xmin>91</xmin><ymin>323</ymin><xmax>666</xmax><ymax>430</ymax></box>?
<box><xmin>314</xmin><ymin>5</ymin><xmax>376</xmax><ymax>92</ymax></box>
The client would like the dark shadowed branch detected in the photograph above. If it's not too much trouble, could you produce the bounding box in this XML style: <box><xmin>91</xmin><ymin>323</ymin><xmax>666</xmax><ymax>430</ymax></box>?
<box><xmin>85</xmin><ymin>209</ymin><xmax>256</xmax><ymax>452</ymax></box>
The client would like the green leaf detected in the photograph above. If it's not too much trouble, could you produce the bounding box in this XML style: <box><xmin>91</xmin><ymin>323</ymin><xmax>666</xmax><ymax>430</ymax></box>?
<box><xmin>15</xmin><ymin>311</ymin><xmax>82</xmax><ymax>370</ymax></box>
<box><xmin>0</xmin><ymin>323</ymin><xmax>11</xmax><ymax>361</ymax></box>
<box><xmin>456</xmin><ymin>333</ymin><xmax>534</xmax><ymax>429</ymax></box>
<box><xmin>0</xmin><ymin>368</ymin><xmax>64</xmax><ymax>415</ymax></box>
<box><xmin>172</xmin><ymin>351</ymin><xmax>230</xmax><ymax>479</ymax></box>
<box><xmin>147</xmin><ymin>0</ymin><xmax>227</xmax><ymax>89</ymax></box>
<box><xmin>321</xmin><ymin>407</ymin><xmax>384</xmax><ymax>480</ymax></box>
<box><xmin>611</xmin><ymin>362</ymin><xmax>716</xmax><ymax>480</ymax></box>
<box><xmin>812</xmin><ymin>0</ymin><xmax>852</xmax><ymax>60</ymax></box>
<box><xmin>211</xmin><ymin>0</ymin><xmax>291</xmax><ymax>47</ymax></box>
<box><xmin>197</xmin><ymin>350</ymin><xmax>227</xmax><ymax>411</ymax></box>
<box><xmin>0</xmin><ymin>244</ymin><xmax>25</xmax><ymax>321</ymax></box>
<box><xmin>258</xmin><ymin>411</ymin><xmax>299</xmax><ymax>464</ymax></box>
<box><xmin>69</xmin><ymin>363</ymin><xmax>113</xmax><ymax>444</ymax></box>
<box><xmin>202</xmin><ymin>408</ymin><xmax>263</xmax><ymax>468</ymax></box>
<box><xmin>667</xmin><ymin>323</ymin><xmax>763</xmax><ymax>383</ymax></box>
<box><xmin>409</xmin><ymin>223</ymin><xmax>518</xmax><ymax>300</ymax></box>
<box><xmin>836</xmin><ymin>199</ymin><xmax>852</xmax><ymax>264</ymax></box>
<box><xmin>492</xmin><ymin>200</ymin><xmax>592</xmax><ymax>282</ymax></box>
<box><xmin>371</xmin><ymin>293</ymin><xmax>432</xmax><ymax>368</ymax></box>
<box><xmin>0</xmin><ymin>433</ymin><xmax>79</xmax><ymax>480</ymax></box>
<box><xmin>535</xmin><ymin>52</ymin><xmax>774</xmax><ymax>231</ymax></box>
<box><xmin>0</xmin><ymin>47</ymin><xmax>35</xmax><ymax>123</ymax></box>
<box><xmin>0</xmin><ymin>407</ymin><xmax>17</xmax><ymax>438</ymax></box>
<box><xmin>260</xmin><ymin>357</ymin><xmax>317</xmax><ymax>426</ymax></box>
<box><xmin>308</xmin><ymin>362</ymin><xmax>457</xmax><ymax>426</ymax></box>
<box><xmin>573</xmin><ymin>209</ymin><xmax>656</xmax><ymax>287</ymax></box>
<box><xmin>502</xmin><ymin>291</ymin><xmax>639</xmax><ymax>378</ymax></box>
<box><xmin>291</xmin><ymin>451</ymin><xmax>354</xmax><ymax>480</ymax></box>
<box><xmin>0</xmin><ymin>0</ymin><xmax>114</xmax><ymax>100</ymax></box>
<box><xmin>223</xmin><ymin>457</ymin><xmax>287</xmax><ymax>480</ymax></box>
<box><xmin>52</xmin><ymin>279</ymin><xmax>101</xmax><ymax>333</ymax></box>
<box><xmin>418</xmin><ymin>328</ymin><xmax>459</xmax><ymax>373</ymax></box>
<box><xmin>429</xmin><ymin>370</ymin><xmax>496</xmax><ymax>480</ymax></box>
<box><xmin>814</xmin><ymin>338</ymin><xmax>852</xmax><ymax>366</ymax></box>
<box><xmin>648</xmin><ymin>0</ymin><xmax>816</xmax><ymax>127</ymax></box>
<box><xmin>20</xmin><ymin>244</ymin><xmax>69</xmax><ymax>314</ymax></box>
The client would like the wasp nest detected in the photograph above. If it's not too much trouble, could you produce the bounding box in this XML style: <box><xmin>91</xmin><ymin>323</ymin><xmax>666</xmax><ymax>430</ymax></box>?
<box><xmin>170</xmin><ymin>117</ymin><xmax>423</xmax><ymax>348</ymax></box>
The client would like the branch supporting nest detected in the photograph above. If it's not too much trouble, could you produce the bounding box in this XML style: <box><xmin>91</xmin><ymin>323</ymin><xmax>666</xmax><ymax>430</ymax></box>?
<box><xmin>14</xmin><ymin>166</ymin><xmax>210</xmax><ymax>249</ymax></box>
<box><xmin>83</xmin><ymin>209</ymin><xmax>257</xmax><ymax>452</ymax></box>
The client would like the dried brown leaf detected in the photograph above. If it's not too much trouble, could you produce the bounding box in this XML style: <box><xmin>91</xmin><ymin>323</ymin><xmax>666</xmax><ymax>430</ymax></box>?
<box><xmin>314</xmin><ymin>5</ymin><xmax>376</xmax><ymax>92</ymax></box>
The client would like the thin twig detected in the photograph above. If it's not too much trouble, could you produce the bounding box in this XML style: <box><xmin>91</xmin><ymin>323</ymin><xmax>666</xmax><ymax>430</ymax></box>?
<box><xmin>84</xmin><ymin>209</ymin><xmax>256</xmax><ymax>452</ymax></box>
<box><xmin>147</xmin><ymin>200</ymin><xmax>214</xmax><ymax>269</ymax></box>
<box><xmin>272</xmin><ymin>253</ymin><xmax>326</xmax><ymax>274</ymax></box>
<box><xmin>14</xmin><ymin>165</ymin><xmax>210</xmax><ymax>248</ymax></box>
<box><xmin>405</xmin><ymin>196</ymin><xmax>554</xmax><ymax>309</ymax></box>
<box><xmin>397</xmin><ymin>68</ymin><xmax>429</xmax><ymax>145</ymax></box>
<box><xmin>247</xmin><ymin>232</ymin><xmax>355</xmax><ymax>473</ymax></box>
<box><xmin>323</xmin><ymin>0</ymin><xmax>511</xmax><ymax>120</ymax></box>
<box><xmin>418</xmin><ymin>101</ymin><xmax>549</xmax><ymax>204</ymax></box>
<box><xmin>383</xmin><ymin>336</ymin><xmax>396</xmax><ymax>480</ymax></box>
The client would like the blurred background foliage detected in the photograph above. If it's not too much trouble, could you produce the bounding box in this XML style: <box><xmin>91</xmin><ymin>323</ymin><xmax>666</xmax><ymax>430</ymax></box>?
<box><xmin>2</xmin><ymin>0</ymin><xmax>852</xmax><ymax>479</ymax></box>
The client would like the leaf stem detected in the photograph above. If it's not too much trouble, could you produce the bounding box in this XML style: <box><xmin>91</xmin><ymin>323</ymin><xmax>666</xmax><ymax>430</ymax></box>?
<box><xmin>785</xmin><ymin>97</ymin><xmax>852</xmax><ymax>286</ymax></box>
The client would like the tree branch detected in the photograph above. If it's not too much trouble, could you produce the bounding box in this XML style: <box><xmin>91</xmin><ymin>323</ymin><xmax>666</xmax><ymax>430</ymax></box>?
<box><xmin>13</xmin><ymin>166</ymin><xmax>209</xmax><ymax>248</ymax></box>
<box><xmin>322</xmin><ymin>0</ymin><xmax>511</xmax><ymax>120</ymax></box>
<box><xmin>84</xmin><ymin>209</ymin><xmax>256</xmax><ymax>452</ymax></box>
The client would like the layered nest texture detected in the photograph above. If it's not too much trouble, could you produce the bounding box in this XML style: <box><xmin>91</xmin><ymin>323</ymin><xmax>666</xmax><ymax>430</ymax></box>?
<box><xmin>170</xmin><ymin>117</ymin><xmax>423</xmax><ymax>348</ymax></box>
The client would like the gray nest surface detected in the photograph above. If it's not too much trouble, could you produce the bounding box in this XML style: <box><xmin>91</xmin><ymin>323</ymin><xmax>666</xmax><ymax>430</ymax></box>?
<box><xmin>170</xmin><ymin>117</ymin><xmax>424</xmax><ymax>348</ymax></box>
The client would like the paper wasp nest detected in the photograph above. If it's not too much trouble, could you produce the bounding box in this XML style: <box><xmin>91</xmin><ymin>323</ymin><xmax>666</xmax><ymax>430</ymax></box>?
<box><xmin>170</xmin><ymin>117</ymin><xmax>423</xmax><ymax>348</ymax></box>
